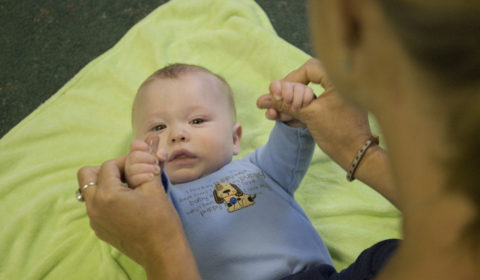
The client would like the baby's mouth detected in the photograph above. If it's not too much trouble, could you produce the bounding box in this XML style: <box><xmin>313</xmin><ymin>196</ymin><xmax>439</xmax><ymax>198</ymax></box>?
<box><xmin>168</xmin><ymin>149</ymin><xmax>197</xmax><ymax>163</ymax></box>
<box><xmin>173</xmin><ymin>154</ymin><xmax>191</xmax><ymax>160</ymax></box>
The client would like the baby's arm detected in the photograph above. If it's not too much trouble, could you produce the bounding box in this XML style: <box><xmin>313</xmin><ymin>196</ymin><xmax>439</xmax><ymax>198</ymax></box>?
<box><xmin>267</xmin><ymin>80</ymin><xmax>315</xmax><ymax>127</ymax></box>
<box><xmin>247</xmin><ymin>81</ymin><xmax>316</xmax><ymax>194</ymax></box>
<box><xmin>125</xmin><ymin>139</ymin><xmax>161</xmax><ymax>188</ymax></box>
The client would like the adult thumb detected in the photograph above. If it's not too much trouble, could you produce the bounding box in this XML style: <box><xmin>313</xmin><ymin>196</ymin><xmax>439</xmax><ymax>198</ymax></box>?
<box><xmin>138</xmin><ymin>172</ymin><xmax>169</xmax><ymax>197</ymax></box>
<box><xmin>256</xmin><ymin>94</ymin><xmax>273</xmax><ymax>109</ymax></box>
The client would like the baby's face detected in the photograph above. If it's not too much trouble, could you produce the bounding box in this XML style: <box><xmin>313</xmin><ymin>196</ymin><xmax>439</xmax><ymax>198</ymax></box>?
<box><xmin>133</xmin><ymin>72</ymin><xmax>241</xmax><ymax>184</ymax></box>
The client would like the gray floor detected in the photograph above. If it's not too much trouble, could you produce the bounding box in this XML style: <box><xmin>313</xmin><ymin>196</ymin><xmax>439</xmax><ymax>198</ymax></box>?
<box><xmin>0</xmin><ymin>0</ymin><xmax>311</xmax><ymax>138</ymax></box>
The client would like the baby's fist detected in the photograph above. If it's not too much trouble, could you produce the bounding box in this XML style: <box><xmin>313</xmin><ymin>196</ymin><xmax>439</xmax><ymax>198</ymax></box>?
<box><xmin>125</xmin><ymin>139</ymin><xmax>161</xmax><ymax>188</ymax></box>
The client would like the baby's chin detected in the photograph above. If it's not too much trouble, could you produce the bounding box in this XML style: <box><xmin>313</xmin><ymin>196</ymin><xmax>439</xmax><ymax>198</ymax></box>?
<box><xmin>167</xmin><ymin>170</ymin><xmax>204</xmax><ymax>185</ymax></box>
<box><xmin>167</xmin><ymin>161</ymin><xmax>231</xmax><ymax>184</ymax></box>
<box><xmin>167</xmin><ymin>167</ymin><xmax>221</xmax><ymax>185</ymax></box>
<box><xmin>170</xmin><ymin>177</ymin><xmax>197</xmax><ymax>185</ymax></box>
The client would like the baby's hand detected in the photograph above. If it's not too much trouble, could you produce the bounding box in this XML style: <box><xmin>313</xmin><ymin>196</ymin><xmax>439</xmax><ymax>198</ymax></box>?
<box><xmin>268</xmin><ymin>80</ymin><xmax>315</xmax><ymax>127</ymax></box>
<box><xmin>125</xmin><ymin>139</ymin><xmax>161</xmax><ymax>188</ymax></box>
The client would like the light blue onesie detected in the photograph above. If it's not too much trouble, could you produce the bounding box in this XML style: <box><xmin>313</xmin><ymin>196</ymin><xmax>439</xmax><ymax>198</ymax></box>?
<box><xmin>164</xmin><ymin>121</ymin><xmax>333</xmax><ymax>280</ymax></box>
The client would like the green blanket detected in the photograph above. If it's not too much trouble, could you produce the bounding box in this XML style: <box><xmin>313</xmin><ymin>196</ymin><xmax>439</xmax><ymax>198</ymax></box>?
<box><xmin>0</xmin><ymin>0</ymin><xmax>401</xmax><ymax>278</ymax></box>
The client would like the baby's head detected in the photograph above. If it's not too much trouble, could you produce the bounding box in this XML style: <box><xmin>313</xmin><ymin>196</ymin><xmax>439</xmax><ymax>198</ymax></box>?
<box><xmin>132</xmin><ymin>63</ymin><xmax>242</xmax><ymax>184</ymax></box>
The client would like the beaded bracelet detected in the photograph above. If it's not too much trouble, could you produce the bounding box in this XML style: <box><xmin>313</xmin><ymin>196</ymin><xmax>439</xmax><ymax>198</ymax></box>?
<box><xmin>346</xmin><ymin>136</ymin><xmax>379</xmax><ymax>181</ymax></box>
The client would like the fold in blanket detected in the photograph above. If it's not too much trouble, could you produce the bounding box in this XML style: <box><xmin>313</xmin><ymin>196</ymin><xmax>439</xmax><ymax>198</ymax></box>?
<box><xmin>0</xmin><ymin>0</ymin><xmax>400</xmax><ymax>279</ymax></box>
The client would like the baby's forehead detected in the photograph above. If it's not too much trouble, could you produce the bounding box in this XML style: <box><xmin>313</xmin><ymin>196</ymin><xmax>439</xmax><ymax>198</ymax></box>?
<box><xmin>141</xmin><ymin>73</ymin><xmax>232</xmax><ymax>103</ymax></box>
<box><xmin>132</xmin><ymin>70</ymin><xmax>236</xmax><ymax>124</ymax></box>
<box><xmin>144</xmin><ymin>71</ymin><xmax>225</xmax><ymax>92</ymax></box>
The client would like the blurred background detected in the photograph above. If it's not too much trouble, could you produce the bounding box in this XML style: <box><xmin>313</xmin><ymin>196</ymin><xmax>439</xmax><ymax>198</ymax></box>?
<box><xmin>0</xmin><ymin>0</ymin><xmax>311</xmax><ymax>138</ymax></box>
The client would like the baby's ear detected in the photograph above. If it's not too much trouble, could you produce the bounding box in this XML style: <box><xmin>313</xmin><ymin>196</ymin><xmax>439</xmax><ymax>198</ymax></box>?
<box><xmin>232</xmin><ymin>122</ymin><xmax>242</xmax><ymax>155</ymax></box>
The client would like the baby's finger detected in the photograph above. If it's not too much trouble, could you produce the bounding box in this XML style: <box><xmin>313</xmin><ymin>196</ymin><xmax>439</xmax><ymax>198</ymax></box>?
<box><xmin>130</xmin><ymin>139</ymin><xmax>150</xmax><ymax>152</ymax></box>
<box><xmin>129</xmin><ymin>150</ymin><xmax>158</xmax><ymax>165</ymax></box>
<box><xmin>269</xmin><ymin>80</ymin><xmax>282</xmax><ymax>101</ymax></box>
<box><xmin>303</xmin><ymin>86</ymin><xmax>315</xmax><ymax>106</ymax></box>
<box><xmin>281</xmin><ymin>81</ymin><xmax>294</xmax><ymax>105</ymax></box>
<box><xmin>291</xmin><ymin>84</ymin><xmax>305</xmax><ymax>112</ymax></box>
<box><xmin>129</xmin><ymin>163</ymin><xmax>161</xmax><ymax>175</ymax></box>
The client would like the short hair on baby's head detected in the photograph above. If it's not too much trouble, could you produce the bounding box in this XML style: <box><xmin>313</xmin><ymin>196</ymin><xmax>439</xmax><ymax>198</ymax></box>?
<box><xmin>143</xmin><ymin>63</ymin><xmax>222</xmax><ymax>81</ymax></box>
<box><xmin>136</xmin><ymin>63</ymin><xmax>237</xmax><ymax>120</ymax></box>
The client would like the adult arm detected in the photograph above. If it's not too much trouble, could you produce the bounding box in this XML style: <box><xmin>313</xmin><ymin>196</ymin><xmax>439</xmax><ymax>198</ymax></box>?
<box><xmin>257</xmin><ymin>58</ymin><xmax>400</xmax><ymax>210</ymax></box>
<box><xmin>77</xmin><ymin>157</ymin><xmax>201</xmax><ymax>280</ymax></box>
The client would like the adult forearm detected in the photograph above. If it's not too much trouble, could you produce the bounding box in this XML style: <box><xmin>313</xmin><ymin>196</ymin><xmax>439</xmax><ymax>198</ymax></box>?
<box><xmin>299</xmin><ymin>109</ymin><xmax>400</xmax><ymax>211</ymax></box>
<box><xmin>292</xmin><ymin>94</ymin><xmax>402</xmax><ymax>211</ymax></box>
<box><xmin>351</xmin><ymin>145</ymin><xmax>400</xmax><ymax>210</ymax></box>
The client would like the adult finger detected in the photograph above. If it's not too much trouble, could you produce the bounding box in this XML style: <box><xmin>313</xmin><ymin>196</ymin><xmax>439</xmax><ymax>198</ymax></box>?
<box><xmin>77</xmin><ymin>166</ymin><xmax>100</xmax><ymax>186</ymax></box>
<box><xmin>130</xmin><ymin>139</ymin><xmax>151</xmax><ymax>152</ymax></box>
<box><xmin>265</xmin><ymin>108</ymin><xmax>279</xmax><ymax>120</ymax></box>
<box><xmin>283</xmin><ymin>58</ymin><xmax>334</xmax><ymax>91</ymax></box>
<box><xmin>97</xmin><ymin>156</ymin><xmax>127</xmax><ymax>187</ymax></box>
<box><xmin>257</xmin><ymin>91</ymin><xmax>297</xmax><ymax>120</ymax></box>
<box><xmin>256</xmin><ymin>94</ymin><xmax>274</xmax><ymax>110</ymax></box>
<box><xmin>128</xmin><ymin>174</ymin><xmax>157</xmax><ymax>189</ymax></box>
<box><xmin>77</xmin><ymin>165</ymin><xmax>100</xmax><ymax>201</ymax></box>
<box><xmin>137</xmin><ymin>173</ymin><xmax>167</xmax><ymax>197</ymax></box>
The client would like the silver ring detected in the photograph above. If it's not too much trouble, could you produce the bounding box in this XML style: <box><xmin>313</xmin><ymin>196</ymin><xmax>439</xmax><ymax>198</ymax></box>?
<box><xmin>76</xmin><ymin>182</ymin><xmax>96</xmax><ymax>202</ymax></box>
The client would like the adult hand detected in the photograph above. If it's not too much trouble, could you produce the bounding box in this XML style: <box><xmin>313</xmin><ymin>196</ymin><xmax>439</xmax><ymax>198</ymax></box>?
<box><xmin>258</xmin><ymin>59</ymin><xmax>398</xmax><ymax>208</ymax></box>
<box><xmin>257</xmin><ymin>58</ymin><xmax>373</xmax><ymax>170</ymax></box>
<box><xmin>77</xmin><ymin>157</ymin><xmax>200</xmax><ymax>280</ymax></box>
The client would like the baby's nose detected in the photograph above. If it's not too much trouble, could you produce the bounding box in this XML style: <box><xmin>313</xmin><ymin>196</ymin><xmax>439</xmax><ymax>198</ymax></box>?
<box><xmin>171</xmin><ymin>135</ymin><xmax>186</xmax><ymax>142</ymax></box>
<box><xmin>170</xmin><ymin>128</ymin><xmax>189</xmax><ymax>143</ymax></box>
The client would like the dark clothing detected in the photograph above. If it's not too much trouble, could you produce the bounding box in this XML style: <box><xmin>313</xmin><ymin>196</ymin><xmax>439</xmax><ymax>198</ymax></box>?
<box><xmin>281</xmin><ymin>239</ymin><xmax>399</xmax><ymax>280</ymax></box>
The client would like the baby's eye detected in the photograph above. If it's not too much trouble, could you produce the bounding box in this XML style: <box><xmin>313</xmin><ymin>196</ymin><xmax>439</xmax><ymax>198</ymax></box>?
<box><xmin>153</xmin><ymin>124</ymin><xmax>167</xmax><ymax>131</ymax></box>
<box><xmin>191</xmin><ymin>118</ymin><xmax>204</xmax><ymax>125</ymax></box>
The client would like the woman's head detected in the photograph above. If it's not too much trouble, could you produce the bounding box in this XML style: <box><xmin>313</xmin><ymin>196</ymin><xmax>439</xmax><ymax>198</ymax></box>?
<box><xmin>375</xmin><ymin>0</ymin><xmax>480</xmax><ymax>89</ymax></box>
<box><xmin>375</xmin><ymin>0</ymin><xmax>480</xmax><ymax>248</ymax></box>
<box><xmin>307</xmin><ymin>0</ymin><xmax>480</xmax><ymax>103</ymax></box>
<box><xmin>308</xmin><ymin>0</ymin><xmax>480</xmax><ymax>238</ymax></box>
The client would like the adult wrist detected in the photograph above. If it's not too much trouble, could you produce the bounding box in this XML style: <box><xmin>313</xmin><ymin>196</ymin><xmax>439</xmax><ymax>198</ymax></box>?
<box><xmin>346</xmin><ymin>136</ymin><xmax>380</xmax><ymax>181</ymax></box>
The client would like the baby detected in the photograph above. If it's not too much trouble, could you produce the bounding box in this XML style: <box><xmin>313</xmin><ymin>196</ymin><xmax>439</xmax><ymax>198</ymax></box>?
<box><xmin>126</xmin><ymin>63</ymin><xmax>332</xmax><ymax>280</ymax></box>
